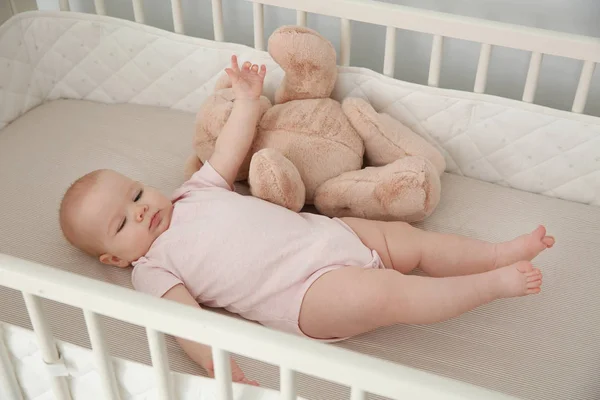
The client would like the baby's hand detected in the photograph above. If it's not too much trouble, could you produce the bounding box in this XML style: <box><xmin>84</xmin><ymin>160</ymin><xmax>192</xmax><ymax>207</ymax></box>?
<box><xmin>205</xmin><ymin>357</ymin><xmax>259</xmax><ymax>387</ymax></box>
<box><xmin>225</xmin><ymin>55</ymin><xmax>267</xmax><ymax>100</ymax></box>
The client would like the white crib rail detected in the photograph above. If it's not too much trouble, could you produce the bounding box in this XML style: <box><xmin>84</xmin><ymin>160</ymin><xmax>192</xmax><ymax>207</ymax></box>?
<box><xmin>428</xmin><ymin>35</ymin><xmax>444</xmax><ymax>88</ymax></box>
<box><xmin>93</xmin><ymin>0</ymin><xmax>106</xmax><ymax>16</ymax></box>
<box><xmin>22</xmin><ymin>293</ymin><xmax>71</xmax><ymax>400</ymax></box>
<box><xmin>523</xmin><ymin>52</ymin><xmax>543</xmax><ymax>103</ymax></box>
<box><xmin>132</xmin><ymin>0</ymin><xmax>145</xmax><ymax>24</ymax></box>
<box><xmin>573</xmin><ymin>60</ymin><xmax>596</xmax><ymax>113</ymax></box>
<box><xmin>3</xmin><ymin>0</ymin><xmax>600</xmax><ymax>114</ymax></box>
<box><xmin>212</xmin><ymin>348</ymin><xmax>234</xmax><ymax>400</ymax></box>
<box><xmin>171</xmin><ymin>0</ymin><xmax>184</xmax><ymax>34</ymax></box>
<box><xmin>474</xmin><ymin>43</ymin><xmax>492</xmax><ymax>94</ymax></box>
<box><xmin>83</xmin><ymin>310</ymin><xmax>122</xmax><ymax>400</ymax></box>
<box><xmin>280</xmin><ymin>367</ymin><xmax>296</xmax><ymax>400</ymax></box>
<box><xmin>0</xmin><ymin>253</ymin><xmax>519</xmax><ymax>400</ymax></box>
<box><xmin>383</xmin><ymin>26</ymin><xmax>396</xmax><ymax>78</ymax></box>
<box><xmin>296</xmin><ymin>10</ymin><xmax>307</xmax><ymax>27</ymax></box>
<box><xmin>146</xmin><ymin>329</ymin><xmax>175</xmax><ymax>399</ymax></box>
<box><xmin>0</xmin><ymin>324</ymin><xmax>24</xmax><ymax>400</ymax></box>
<box><xmin>340</xmin><ymin>18</ymin><xmax>351</xmax><ymax>67</ymax></box>
<box><xmin>253</xmin><ymin>2</ymin><xmax>265</xmax><ymax>51</ymax></box>
<box><xmin>212</xmin><ymin>0</ymin><xmax>225</xmax><ymax>42</ymax></box>
<box><xmin>6</xmin><ymin>0</ymin><xmax>599</xmax><ymax>113</ymax></box>
<box><xmin>246</xmin><ymin>0</ymin><xmax>599</xmax><ymax>113</ymax></box>
<box><xmin>59</xmin><ymin>0</ymin><xmax>70</xmax><ymax>11</ymax></box>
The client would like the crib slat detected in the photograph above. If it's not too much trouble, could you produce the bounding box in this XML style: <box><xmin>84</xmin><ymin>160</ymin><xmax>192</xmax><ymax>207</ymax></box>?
<box><xmin>350</xmin><ymin>387</ymin><xmax>366</xmax><ymax>400</ymax></box>
<box><xmin>383</xmin><ymin>26</ymin><xmax>396</xmax><ymax>77</ymax></box>
<box><xmin>171</xmin><ymin>0</ymin><xmax>184</xmax><ymax>34</ymax></box>
<box><xmin>0</xmin><ymin>324</ymin><xmax>24</xmax><ymax>400</ymax></box>
<box><xmin>253</xmin><ymin>2</ymin><xmax>265</xmax><ymax>50</ymax></box>
<box><xmin>22</xmin><ymin>293</ymin><xmax>71</xmax><ymax>400</ymax></box>
<box><xmin>59</xmin><ymin>0</ymin><xmax>70</xmax><ymax>11</ymax></box>
<box><xmin>146</xmin><ymin>329</ymin><xmax>174</xmax><ymax>400</ymax></box>
<box><xmin>296</xmin><ymin>10</ymin><xmax>307</xmax><ymax>27</ymax></box>
<box><xmin>211</xmin><ymin>0</ymin><xmax>225</xmax><ymax>42</ymax></box>
<box><xmin>474</xmin><ymin>43</ymin><xmax>492</xmax><ymax>93</ymax></box>
<box><xmin>522</xmin><ymin>51</ymin><xmax>543</xmax><ymax>103</ymax></box>
<box><xmin>94</xmin><ymin>0</ymin><xmax>106</xmax><ymax>15</ymax></box>
<box><xmin>280</xmin><ymin>367</ymin><xmax>296</xmax><ymax>400</ymax></box>
<box><xmin>572</xmin><ymin>60</ymin><xmax>596</xmax><ymax>113</ymax></box>
<box><xmin>340</xmin><ymin>18</ymin><xmax>351</xmax><ymax>66</ymax></box>
<box><xmin>132</xmin><ymin>0</ymin><xmax>145</xmax><ymax>24</ymax></box>
<box><xmin>428</xmin><ymin>35</ymin><xmax>444</xmax><ymax>87</ymax></box>
<box><xmin>212</xmin><ymin>348</ymin><xmax>233</xmax><ymax>400</ymax></box>
<box><xmin>83</xmin><ymin>310</ymin><xmax>121</xmax><ymax>400</ymax></box>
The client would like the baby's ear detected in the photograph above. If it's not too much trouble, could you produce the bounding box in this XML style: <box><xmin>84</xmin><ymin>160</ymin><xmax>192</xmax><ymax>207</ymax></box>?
<box><xmin>99</xmin><ymin>254</ymin><xmax>129</xmax><ymax>268</ymax></box>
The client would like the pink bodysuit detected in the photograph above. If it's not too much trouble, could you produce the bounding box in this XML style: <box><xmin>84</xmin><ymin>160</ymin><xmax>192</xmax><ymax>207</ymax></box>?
<box><xmin>131</xmin><ymin>162</ymin><xmax>383</xmax><ymax>338</ymax></box>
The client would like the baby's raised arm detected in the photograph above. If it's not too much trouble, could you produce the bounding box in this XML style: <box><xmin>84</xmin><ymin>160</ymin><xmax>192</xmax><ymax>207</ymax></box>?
<box><xmin>209</xmin><ymin>55</ymin><xmax>267</xmax><ymax>188</ymax></box>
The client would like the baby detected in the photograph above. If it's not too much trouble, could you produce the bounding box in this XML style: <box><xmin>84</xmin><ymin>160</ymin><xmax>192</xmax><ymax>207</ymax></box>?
<box><xmin>59</xmin><ymin>55</ymin><xmax>554</xmax><ymax>385</ymax></box>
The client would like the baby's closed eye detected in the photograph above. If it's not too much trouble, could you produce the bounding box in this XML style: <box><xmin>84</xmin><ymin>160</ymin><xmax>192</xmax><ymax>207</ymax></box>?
<box><xmin>117</xmin><ymin>190</ymin><xmax>143</xmax><ymax>233</ymax></box>
<box><xmin>117</xmin><ymin>218</ymin><xmax>126</xmax><ymax>233</ymax></box>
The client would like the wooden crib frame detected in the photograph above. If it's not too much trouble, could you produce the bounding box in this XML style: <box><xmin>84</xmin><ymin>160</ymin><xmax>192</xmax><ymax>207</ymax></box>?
<box><xmin>0</xmin><ymin>0</ymin><xmax>599</xmax><ymax>399</ymax></box>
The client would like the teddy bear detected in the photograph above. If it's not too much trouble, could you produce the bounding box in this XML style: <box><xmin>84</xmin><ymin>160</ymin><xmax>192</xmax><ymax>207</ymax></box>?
<box><xmin>184</xmin><ymin>26</ymin><xmax>446</xmax><ymax>222</ymax></box>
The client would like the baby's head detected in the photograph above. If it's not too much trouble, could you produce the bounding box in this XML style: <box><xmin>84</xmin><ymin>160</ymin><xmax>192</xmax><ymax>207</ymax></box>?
<box><xmin>59</xmin><ymin>169</ymin><xmax>173</xmax><ymax>267</ymax></box>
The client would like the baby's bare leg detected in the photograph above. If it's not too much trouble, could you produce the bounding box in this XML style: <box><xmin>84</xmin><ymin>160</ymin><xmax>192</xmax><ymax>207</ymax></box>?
<box><xmin>341</xmin><ymin>217</ymin><xmax>554</xmax><ymax>277</ymax></box>
<box><xmin>299</xmin><ymin>263</ymin><xmax>542</xmax><ymax>340</ymax></box>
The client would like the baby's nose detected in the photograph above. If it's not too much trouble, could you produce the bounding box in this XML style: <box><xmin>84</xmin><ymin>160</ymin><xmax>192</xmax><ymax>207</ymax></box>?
<box><xmin>135</xmin><ymin>204</ymin><xmax>148</xmax><ymax>222</ymax></box>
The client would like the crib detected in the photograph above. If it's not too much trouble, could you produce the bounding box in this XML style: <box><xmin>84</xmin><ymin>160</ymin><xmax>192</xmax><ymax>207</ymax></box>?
<box><xmin>0</xmin><ymin>0</ymin><xmax>599</xmax><ymax>399</ymax></box>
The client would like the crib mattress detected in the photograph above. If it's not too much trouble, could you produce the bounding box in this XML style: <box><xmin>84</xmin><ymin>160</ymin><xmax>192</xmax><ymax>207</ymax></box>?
<box><xmin>0</xmin><ymin>99</ymin><xmax>599</xmax><ymax>400</ymax></box>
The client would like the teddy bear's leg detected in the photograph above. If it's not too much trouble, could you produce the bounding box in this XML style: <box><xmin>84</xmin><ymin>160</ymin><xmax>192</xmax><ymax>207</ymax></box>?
<box><xmin>268</xmin><ymin>26</ymin><xmax>338</xmax><ymax>104</ymax></box>
<box><xmin>342</xmin><ymin>97</ymin><xmax>447</xmax><ymax>175</ymax></box>
<box><xmin>248</xmin><ymin>148</ymin><xmax>306</xmax><ymax>212</ymax></box>
<box><xmin>314</xmin><ymin>156</ymin><xmax>441</xmax><ymax>222</ymax></box>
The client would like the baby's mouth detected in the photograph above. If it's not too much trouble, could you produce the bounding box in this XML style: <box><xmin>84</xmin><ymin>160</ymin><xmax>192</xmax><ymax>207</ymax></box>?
<box><xmin>149</xmin><ymin>210</ymin><xmax>161</xmax><ymax>231</ymax></box>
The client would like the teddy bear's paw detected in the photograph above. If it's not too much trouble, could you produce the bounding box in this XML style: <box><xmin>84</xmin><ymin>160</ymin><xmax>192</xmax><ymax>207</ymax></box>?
<box><xmin>268</xmin><ymin>26</ymin><xmax>338</xmax><ymax>104</ymax></box>
<box><xmin>249</xmin><ymin>148</ymin><xmax>306</xmax><ymax>212</ymax></box>
<box><xmin>342</xmin><ymin>97</ymin><xmax>446</xmax><ymax>175</ymax></box>
<box><xmin>215</xmin><ymin>72</ymin><xmax>232</xmax><ymax>90</ymax></box>
<box><xmin>314</xmin><ymin>156</ymin><xmax>441</xmax><ymax>222</ymax></box>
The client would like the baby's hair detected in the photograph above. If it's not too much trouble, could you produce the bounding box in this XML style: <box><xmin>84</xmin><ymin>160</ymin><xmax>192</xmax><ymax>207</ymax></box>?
<box><xmin>59</xmin><ymin>169</ymin><xmax>107</xmax><ymax>257</ymax></box>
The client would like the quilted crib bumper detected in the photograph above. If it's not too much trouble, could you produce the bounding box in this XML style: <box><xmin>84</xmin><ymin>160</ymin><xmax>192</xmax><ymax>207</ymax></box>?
<box><xmin>0</xmin><ymin>10</ymin><xmax>598</xmax><ymax>206</ymax></box>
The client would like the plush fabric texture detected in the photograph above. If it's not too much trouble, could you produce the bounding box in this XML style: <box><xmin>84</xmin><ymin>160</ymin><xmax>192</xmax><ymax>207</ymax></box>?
<box><xmin>314</xmin><ymin>156</ymin><xmax>441</xmax><ymax>222</ymax></box>
<box><xmin>249</xmin><ymin>148</ymin><xmax>306</xmax><ymax>212</ymax></box>
<box><xmin>192</xmin><ymin>88</ymin><xmax>272</xmax><ymax>181</ymax></box>
<box><xmin>342</xmin><ymin>97</ymin><xmax>447</xmax><ymax>174</ymax></box>
<box><xmin>255</xmin><ymin>98</ymin><xmax>364</xmax><ymax>201</ymax></box>
<box><xmin>268</xmin><ymin>26</ymin><xmax>338</xmax><ymax>104</ymax></box>
<box><xmin>192</xmin><ymin>26</ymin><xmax>445</xmax><ymax>222</ymax></box>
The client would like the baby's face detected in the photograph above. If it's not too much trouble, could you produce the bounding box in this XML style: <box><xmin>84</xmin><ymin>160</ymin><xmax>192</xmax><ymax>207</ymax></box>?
<box><xmin>79</xmin><ymin>170</ymin><xmax>173</xmax><ymax>267</ymax></box>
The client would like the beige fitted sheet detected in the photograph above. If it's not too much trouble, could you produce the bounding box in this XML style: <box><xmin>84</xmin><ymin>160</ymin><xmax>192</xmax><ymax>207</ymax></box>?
<box><xmin>0</xmin><ymin>99</ymin><xmax>599</xmax><ymax>400</ymax></box>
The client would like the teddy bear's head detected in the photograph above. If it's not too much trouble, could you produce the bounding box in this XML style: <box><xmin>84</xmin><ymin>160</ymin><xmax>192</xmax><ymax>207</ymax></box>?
<box><xmin>268</xmin><ymin>26</ymin><xmax>338</xmax><ymax>104</ymax></box>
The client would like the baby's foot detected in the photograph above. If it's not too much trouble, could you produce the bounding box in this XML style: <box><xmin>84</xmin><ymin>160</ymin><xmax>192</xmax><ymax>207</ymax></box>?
<box><xmin>495</xmin><ymin>225</ymin><xmax>555</xmax><ymax>268</ymax></box>
<box><xmin>491</xmin><ymin>261</ymin><xmax>542</xmax><ymax>299</ymax></box>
